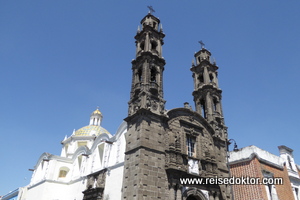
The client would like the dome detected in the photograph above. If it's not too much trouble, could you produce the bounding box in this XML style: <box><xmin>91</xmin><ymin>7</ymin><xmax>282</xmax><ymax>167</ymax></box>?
<box><xmin>74</xmin><ymin>125</ymin><xmax>111</xmax><ymax>136</ymax></box>
<box><xmin>91</xmin><ymin>108</ymin><xmax>102</xmax><ymax>116</ymax></box>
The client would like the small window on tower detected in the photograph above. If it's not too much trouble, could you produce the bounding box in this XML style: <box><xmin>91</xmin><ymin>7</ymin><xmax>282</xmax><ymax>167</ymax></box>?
<box><xmin>151</xmin><ymin>41</ymin><xmax>157</xmax><ymax>51</ymax></box>
<box><xmin>186</xmin><ymin>135</ymin><xmax>196</xmax><ymax>157</ymax></box>
<box><xmin>209</xmin><ymin>74</ymin><xmax>214</xmax><ymax>82</ymax></box>
<box><xmin>153</xmin><ymin>22</ymin><xmax>157</xmax><ymax>29</ymax></box>
<box><xmin>140</xmin><ymin>42</ymin><xmax>145</xmax><ymax>51</ymax></box>
<box><xmin>200</xmin><ymin>99</ymin><xmax>206</xmax><ymax>118</ymax></box>
<box><xmin>198</xmin><ymin>74</ymin><xmax>204</xmax><ymax>83</ymax></box>
<box><xmin>213</xmin><ymin>98</ymin><xmax>218</xmax><ymax>112</ymax></box>
<box><xmin>138</xmin><ymin>69</ymin><xmax>142</xmax><ymax>82</ymax></box>
<box><xmin>150</xmin><ymin>68</ymin><xmax>157</xmax><ymax>82</ymax></box>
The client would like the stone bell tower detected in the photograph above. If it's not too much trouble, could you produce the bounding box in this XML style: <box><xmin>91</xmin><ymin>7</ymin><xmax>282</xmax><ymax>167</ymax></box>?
<box><xmin>190</xmin><ymin>44</ymin><xmax>231</xmax><ymax>200</ymax></box>
<box><xmin>122</xmin><ymin>12</ymin><xmax>168</xmax><ymax>199</ymax></box>
<box><xmin>128</xmin><ymin>12</ymin><xmax>166</xmax><ymax>116</ymax></box>
<box><xmin>191</xmin><ymin>45</ymin><xmax>227</xmax><ymax>142</ymax></box>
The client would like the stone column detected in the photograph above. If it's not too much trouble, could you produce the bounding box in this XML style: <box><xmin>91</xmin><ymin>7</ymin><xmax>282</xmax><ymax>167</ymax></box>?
<box><xmin>169</xmin><ymin>187</ymin><xmax>175</xmax><ymax>200</ymax></box>
<box><xmin>176</xmin><ymin>187</ymin><xmax>182</xmax><ymax>200</ymax></box>
<box><xmin>145</xmin><ymin>33</ymin><xmax>149</xmax><ymax>51</ymax></box>
<box><xmin>215</xmin><ymin>192</ymin><xmax>220</xmax><ymax>200</ymax></box>
<box><xmin>203</xmin><ymin>66</ymin><xmax>209</xmax><ymax>84</ymax></box>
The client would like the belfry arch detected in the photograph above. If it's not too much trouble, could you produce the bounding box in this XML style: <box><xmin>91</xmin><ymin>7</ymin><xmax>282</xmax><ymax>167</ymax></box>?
<box><xmin>182</xmin><ymin>188</ymin><xmax>208</xmax><ymax>200</ymax></box>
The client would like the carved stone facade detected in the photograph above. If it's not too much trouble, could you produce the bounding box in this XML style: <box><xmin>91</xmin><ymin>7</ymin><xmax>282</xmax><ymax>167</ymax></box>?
<box><xmin>83</xmin><ymin>169</ymin><xmax>107</xmax><ymax>200</ymax></box>
<box><xmin>122</xmin><ymin>13</ymin><xmax>231</xmax><ymax>200</ymax></box>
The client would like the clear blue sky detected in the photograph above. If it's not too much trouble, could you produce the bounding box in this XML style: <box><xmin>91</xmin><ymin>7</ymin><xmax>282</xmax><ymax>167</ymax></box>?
<box><xmin>1</xmin><ymin>0</ymin><xmax>300</xmax><ymax>195</ymax></box>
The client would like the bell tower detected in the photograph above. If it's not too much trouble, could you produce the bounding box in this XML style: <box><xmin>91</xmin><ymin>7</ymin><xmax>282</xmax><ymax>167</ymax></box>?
<box><xmin>191</xmin><ymin>45</ymin><xmax>231</xmax><ymax>200</ymax></box>
<box><xmin>128</xmin><ymin>12</ymin><xmax>166</xmax><ymax>116</ymax></box>
<box><xmin>191</xmin><ymin>44</ymin><xmax>227</xmax><ymax>141</ymax></box>
<box><xmin>122</xmin><ymin>12</ymin><xmax>168</xmax><ymax>199</ymax></box>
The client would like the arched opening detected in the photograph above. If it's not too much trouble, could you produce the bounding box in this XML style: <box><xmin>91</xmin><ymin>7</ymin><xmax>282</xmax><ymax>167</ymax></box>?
<box><xmin>153</xmin><ymin>22</ymin><xmax>157</xmax><ymax>29</ymax></box>
<box><xmin>198</xmin><ymin>74</ymin><xmax>204</xmax><ymax>83</ymax></box>
<box><xmin>200</xmin><ymin>99</ymin><xmax>206</xmax><ymax>118</ymax></box>
<box><xmin>187</xmin><ymin>196</ymin><xmax>199</xmax><ymax>200</ymax></box>
<box><xmin>182</xmin><ymin>188</ymin><xmax>207</xmax><ymax>200</ymax></box>
<box><xmin>138</xmin><ymin>69</ymin><xmax>142</xmax><ymax>82</ymax></box>
<box><xmin>58</xmin><ymin>167</ymin><xmax>70</xmax><ymax>178</ymax></box>
<box><xmin>151</xmin><ymin>41</ymin><xmax>157</xmax><ymax>51</ymax></box>
<box><xmin>150</xmin><ymin>68</ymin><xmax>157</xmax><ymax>82</ymax></box>
<box><xmin>213</xmin><ymin>98</ymin><xmax>218</xmax><ymax>112</ymax></box>
<box><xmin>209</xmin><ymin>73</ymin><xmax>214</xmax><ymax>82</ymax></box>
<box><xmin>140</xmin><ymin>42</ymin><xmax>145</xmax><ymax>51</ymax></box>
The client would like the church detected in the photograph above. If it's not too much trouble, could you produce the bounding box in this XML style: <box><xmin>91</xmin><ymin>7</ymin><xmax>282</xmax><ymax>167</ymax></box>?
<box><xmin>11</xmin><ymin>12</ymin><xmax>231</xmax><ymax>200</ymax></box>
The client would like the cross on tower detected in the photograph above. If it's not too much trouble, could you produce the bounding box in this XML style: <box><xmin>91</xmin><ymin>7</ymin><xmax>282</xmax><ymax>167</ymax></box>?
<box><xmin>147</xmin><ymin>6</ymin><xmax>155</xmax><ymax>14</ymax></box>
<box><xmin>199</xmin><ymin>40</ymin><xmax>205</xmax><ymax>49</ymax></box>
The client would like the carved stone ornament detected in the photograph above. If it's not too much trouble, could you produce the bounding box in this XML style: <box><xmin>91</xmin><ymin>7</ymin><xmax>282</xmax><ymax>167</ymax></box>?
<box><xmin>188</xmin><ymin>158</ymin><xmax>199</xmax><ymax>175</ymax></box>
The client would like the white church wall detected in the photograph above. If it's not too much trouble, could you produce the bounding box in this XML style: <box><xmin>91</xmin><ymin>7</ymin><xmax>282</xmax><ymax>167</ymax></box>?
<box><xmin>26</xmin><ymin>180</ymin><xmax>86</xmax><ymax>200</ymax></box>
<box><xmin>103</xmin><ymin>164</ymin><xmax>124</xmax><ymax>200</ymax></box>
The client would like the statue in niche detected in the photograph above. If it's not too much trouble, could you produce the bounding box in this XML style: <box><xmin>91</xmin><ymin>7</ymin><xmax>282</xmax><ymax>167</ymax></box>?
<box><xmin>96</xmin><ymin>172</ymin><xmax>106</xmax><ymax>188</ymax></box>
<box><xmin>86</xmin><ymin>176</ymin><xmax>94</xmax><ymax>189</ymax></box>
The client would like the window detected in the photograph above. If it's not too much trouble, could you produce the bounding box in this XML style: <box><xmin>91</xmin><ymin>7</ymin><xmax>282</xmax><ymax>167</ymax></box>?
<box><xmin>288</xmin><ymin>156</ymin><xmax>295</xmax><ymax>171</ymax></box>
<box><xmin>213</xmin><ymin>98</ymin><xmax>218</xmax><ymax>112</ymax></box>
<box><xmin>58</xmin><ymin>167</ymin><xmax>69</xmax><ymax>178</ymax></box>
<box><xmin>78</xmin><ymin>142</ymin><xmax>87</xmax><ymax>148</ymax></box>
<box><xmin>140</xmin><ymin>42</ymin><xmax>145</xmax><ymax>50</ymax></box>
<box><xmin>153</xmin><ymin>22</ymin><xmax>157</xmax><ymax>29</ymax></box>
<box><xmin>150</xmin><ymin>68</ymin><xmax>157</xmax><ymax>82</ymax></box>
<box><xmin>295</xmin><ymin>187</ymin><xmax>299</xmax><ymax>200</ymax></box>
<box><xmin>78</xmin><ymin>155</ymin><xmax>83</xmax><ymax>169</ymax></box>
<box><xmin>138</xmin><ymin>69</ymin><xmax>142</xmax><ymax>82</ymax></box>
<box><xmin>151</xmin><ymin>41</ymin><xmax>157</xmax><ymax>51</ymax></box>
<box><xmin>200</xmin><ymin>99</ymin><xmax>206</xmax><ymax>118</ymax></box>
<box><xmin>263</xmin><ymin>170</ymin><xmax>278</xmax><ymax>200</ymax></box>
<box><xmin>98</xmin><ymin>143</ymin><xmax>105</xmax><ymax>166</ymax></box>
<box><xmin>186</xmin><ymin>135</ymin><xmax>196</xmax><ymax>157</ymax></box>
<box><xmin>198</xmin><ymin>74</ymin><xmax>204</xmax><ymax>83</ymax></box>
<box><xmin>209</xmin><ymin>73</ymin><xmax>214</xmax><ymax>82</ymax></box>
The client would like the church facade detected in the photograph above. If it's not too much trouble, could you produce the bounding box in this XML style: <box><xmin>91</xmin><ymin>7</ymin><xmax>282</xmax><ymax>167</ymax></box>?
<box><xmin>7</xmin><ymin>12</ymin><xmax>231</xmax><ymax>200</ymax></box>
<box><xmin>121</xmin><ymin>13</ymin><xmax>231</xmax><ymax>200</ymax></box>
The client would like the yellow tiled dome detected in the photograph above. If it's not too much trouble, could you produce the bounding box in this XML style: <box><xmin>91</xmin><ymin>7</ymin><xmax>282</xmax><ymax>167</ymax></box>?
<box><xmin>74</xmin><ymin>125</ymin><xmax>111</xmax><ymax>136</ymax></box>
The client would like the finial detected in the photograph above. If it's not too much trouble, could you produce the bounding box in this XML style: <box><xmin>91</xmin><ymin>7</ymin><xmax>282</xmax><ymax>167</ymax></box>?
<box><xmin>137</xmin><ymin>25</ymin><xmax>140</xmax><ymax>33</ymax></box>
<box><xmin>192</xmin><ymin>58</ymin><xmax>195</xmax><ymax>66</ymax></box>
<box><xmin>199</xmin><ymin>40</ymin><xmax>205</xmax><ymax>49</ymax></box>
<box><xmin>147</xmin><ymin>6</ymin><xmax>155</xmax><ymax>14</ymax></box>
<box><xmin>160</xmin><ymin>23</ymin><xmax>163</xmax><ymax>32</ymax></box>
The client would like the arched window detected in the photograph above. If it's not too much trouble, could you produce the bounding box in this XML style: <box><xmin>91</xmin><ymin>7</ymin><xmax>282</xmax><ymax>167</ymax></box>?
<box><xmin>140</xmin><ymin>42</ymin><xmax>145</xmax><ymax>51</ymax></box>
<box><xmin>200</xmin><ymin>99</ymin><xmax>206</xmax><ymax>118</ymax></box>
<box><xmin>198</xmin><ymin>74</ymin><xmax>204</xmax><ymax>83</ymax></box>
<box><xmin>213</xmin><ymin>98</ymin><xmax>218</xmax><ymax>112</ymax></box>
<box><xmin>187</xmin><ymin>196</ymin><xmax>198</xmax><ymax>200</ymax></box>
<box><xmin>209</xmin><ymin>73</ymin><xmax>214</xmax><ymax>82</ymax></box>
<box><xmin>98</xmin><ymin>143</ymin><xmax>105</xmax><ymax>167</ymax></box>
<box><xmin>150</xmin><ymin>68</ymin><xmax>157</xmax><ymax>82</ymax></box>
<box><xmin>288</xmin><ymin>156</ymin><xmax>295</xmax><ymax>171</ymax></box>
<box><xmin>138</xmin><ymin>69</ymin><xmax>142</xmax><ymax>82</ymax></box>
<box><xmin>58</xmin><ymin>167</ymin><xmax>69</xmax><ymax>178</ymax></box>
<box><xmin>151</xmin><ymin>41</ymin><xmax>157</xmax><ymax>51</ymax></box>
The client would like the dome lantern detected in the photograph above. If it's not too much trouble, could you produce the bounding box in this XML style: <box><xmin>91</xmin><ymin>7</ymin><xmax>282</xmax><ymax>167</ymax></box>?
<box><xmin>89</xmin><ymin>108</ymin><xmax>103</xmax><ymax>126</ymax></box>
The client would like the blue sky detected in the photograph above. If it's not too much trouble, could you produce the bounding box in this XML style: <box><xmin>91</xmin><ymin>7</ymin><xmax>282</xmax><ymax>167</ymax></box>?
<box><xmin>1</xmin><ymin>0</ymin><xmax>300</xmax><ymax>195</ymax></box>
